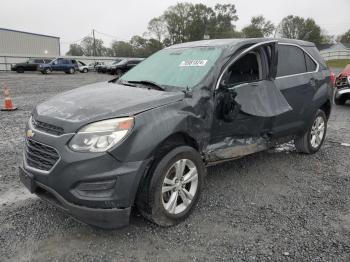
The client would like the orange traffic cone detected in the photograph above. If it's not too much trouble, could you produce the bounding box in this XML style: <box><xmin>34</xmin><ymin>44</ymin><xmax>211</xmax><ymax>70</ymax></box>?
<box><xmin>1</xmin><ymin>83</ymin><xmax>17</xmax><ymax>111</ymax></box>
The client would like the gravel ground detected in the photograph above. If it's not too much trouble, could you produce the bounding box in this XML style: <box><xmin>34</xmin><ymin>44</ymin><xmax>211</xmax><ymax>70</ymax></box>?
<box><xmin>0</xmin><ymin>72</ymin><xmax>350</xmax><ymax>262</ymax></box>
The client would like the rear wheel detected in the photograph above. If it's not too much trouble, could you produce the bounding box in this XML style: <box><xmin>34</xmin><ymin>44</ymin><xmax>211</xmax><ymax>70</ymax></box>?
<box><xmin>16</xmin><ymin>67</ymin><xmax>24</xmax><ymax>73</ymax></box>
<box><xmin>294</xmin><ymin>110</ymin><xmax>327</xmax><ymax>154</ymax></box>
<box><xmin>83</xmin><ymin>68</ymin><xmax>88</xmax><ymax>73</ymax></box>
<box><xmin>137</xmin><ymin>146</ymin><xmax>205</xmax><ymax>226</ymax></box>
<box><xmin>69</xmin><ymin>68</ymin><xmax>75</xmax><ymax>74</ymax></box>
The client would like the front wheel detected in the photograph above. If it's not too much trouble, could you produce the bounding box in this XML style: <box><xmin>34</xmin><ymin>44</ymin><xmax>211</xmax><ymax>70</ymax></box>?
<box><xmin>137</xmin><ymin>146</ymin><xmax>205</xmax><ymax>227</ymax></box>
<box><xmin>44</xmin><ymin>68</ymin><xmax>51</xmax><ymax>74</ymax></box>
<box><xmin>294</xmin><ymin>109</ymin><xmax>327</xmax><ymax>154</ymax></box>
<box><xmin>334</xmin><ymin>96</ymin><xmax>346</xmax><ymax>105</ymax></box>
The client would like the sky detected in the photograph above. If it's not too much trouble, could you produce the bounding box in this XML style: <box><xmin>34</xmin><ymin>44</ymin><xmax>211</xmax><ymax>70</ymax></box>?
<box><xmin>0</xmin><ymin>0</ymin><xmax>349</xmax><ymax>54</ymax></box>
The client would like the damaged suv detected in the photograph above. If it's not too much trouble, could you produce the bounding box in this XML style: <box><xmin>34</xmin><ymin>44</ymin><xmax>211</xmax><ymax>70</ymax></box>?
<box><xmin>19</xmin><ymin>38</ymin><xmax>333</xmax><ymax>229</ymax></box>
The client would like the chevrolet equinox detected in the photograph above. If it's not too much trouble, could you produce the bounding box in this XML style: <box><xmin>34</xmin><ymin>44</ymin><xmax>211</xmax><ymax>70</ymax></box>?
<box><xmin>20</xmin><ymin>38</ymin><xmax>333</xmax><ymax>229</ymax></box>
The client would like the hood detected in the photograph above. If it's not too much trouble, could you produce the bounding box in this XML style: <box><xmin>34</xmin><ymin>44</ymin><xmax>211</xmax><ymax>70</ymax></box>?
<box><xmin>339</xmin><ymin>64</ymin><xmax>350</xmax><ymax>77</ymax></box>
<box><xmin>34</xmin><ymin>82</ymin><xmax>184</xmax><ymax>132</ymax></box>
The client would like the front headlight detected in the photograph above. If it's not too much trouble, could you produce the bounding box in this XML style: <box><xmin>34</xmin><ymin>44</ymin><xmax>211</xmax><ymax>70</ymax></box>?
<box><xmin>68</xmin><ymin>117</ymin><xmax>134</xmax><ymax>152</ymax></box>
<box><xmin>347</xmin><ymin>76</ymin><xmax>350</xmax><ymax>85</ymax></box>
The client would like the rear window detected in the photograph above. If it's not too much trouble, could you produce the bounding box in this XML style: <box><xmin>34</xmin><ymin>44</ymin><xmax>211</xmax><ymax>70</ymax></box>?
<box><xmin>304</xmin><ymin>53</ymin><xmax>317</xmax><ymax>72</ymax></box>
<box><xmin>277</xmin><ymin>45</ymin><xmax>307</xmax><ymax>77</ymax></box>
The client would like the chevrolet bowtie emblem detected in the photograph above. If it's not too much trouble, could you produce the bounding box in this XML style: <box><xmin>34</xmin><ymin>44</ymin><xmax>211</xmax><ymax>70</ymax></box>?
<box><xmin>26</xmin><ymin>129</ymin><xmax>35</xmax><ymax>138</ymax></box>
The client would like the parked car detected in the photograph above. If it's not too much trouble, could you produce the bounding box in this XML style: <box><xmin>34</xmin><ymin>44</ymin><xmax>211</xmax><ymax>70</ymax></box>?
<box><xmin>39</xmin><ymin>58</ymin><xmax>79</xmax><ymax>74</ymax></box>
<box><xmin>109</xmin><ymin>58</ymin><xmax>144</xmax><ymax>75</ymax></box>
<box><xmin>98</xmin><ymin>59</ymin><xmax>123</xmax><ymax>73</ymax></box>
<box><xmin>11</xmin><ymin>58</ymin><xmax>52</xmax><ymax>73</ymax></box>
<box><xmin>334</xmin><ymin>64</ymin><xmax>350</xmax><ymax>105</ymax></box>
<box><xmin>95</xmin><ymin>62</ymin><xmax>105</xmax><ymax>73</ymax></box>
<box><xmin>78</xmin><ymin>61</ymin><xmax>89</xmax><ymax>73</ymax></box>
<box><xmin>20</xmin><ymin>38</ymin><xmax>333</xmax><ymax>229</ymax></box>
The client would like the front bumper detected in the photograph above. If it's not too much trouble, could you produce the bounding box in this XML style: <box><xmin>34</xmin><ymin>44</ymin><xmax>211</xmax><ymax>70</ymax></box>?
<box><xmin>335</xmin><ymin>87</ymin><xmax>350</xmax><ymax>99</ymax></box>
<box><xmin>19</xmin><ymin>166</ymin><xmax>131</xmax><ymax>229</ymax></box>
<box><xmin>19</xmin><ymin>120</ymin><xmax>152</xmax><ymax>228</ymax></box>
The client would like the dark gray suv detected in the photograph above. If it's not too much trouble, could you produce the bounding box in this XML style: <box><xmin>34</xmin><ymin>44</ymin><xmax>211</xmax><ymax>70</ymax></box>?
<box><xmin>19</xmin><ymin>38</ymin><xmax>333</xmax><ymax>229</ymax></box>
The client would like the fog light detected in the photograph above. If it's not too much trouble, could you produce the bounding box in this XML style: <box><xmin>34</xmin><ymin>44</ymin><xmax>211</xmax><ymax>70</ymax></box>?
<box><xmin>74</xmin><ymin>179</ymin><xmax>117</xmax><ymax>198</ymax></box>
<box><xmin>76</xmin><ymin>179</ymin><xmax>116</xmax><ymax>191</ymax></box>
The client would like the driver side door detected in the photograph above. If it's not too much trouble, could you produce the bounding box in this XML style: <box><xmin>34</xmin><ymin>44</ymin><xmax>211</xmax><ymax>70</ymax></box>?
<box><xmin>207</xmin><ymin>41</ymin><xmax>292</xmax><ymax>162</ymax></box>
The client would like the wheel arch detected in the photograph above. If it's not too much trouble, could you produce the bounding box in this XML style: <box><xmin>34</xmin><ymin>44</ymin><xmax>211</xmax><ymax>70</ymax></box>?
<box><xmin>320</xmin><ymin>99</ymin><xmax>331</xmax><ymax>120</ymax></box>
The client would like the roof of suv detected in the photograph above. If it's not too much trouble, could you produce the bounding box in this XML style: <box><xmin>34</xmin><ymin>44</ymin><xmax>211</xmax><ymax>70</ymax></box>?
<box><xmin>167</xmin><ymin>38</ymin><xmax>316</xmax><ymax>49</ymax></box>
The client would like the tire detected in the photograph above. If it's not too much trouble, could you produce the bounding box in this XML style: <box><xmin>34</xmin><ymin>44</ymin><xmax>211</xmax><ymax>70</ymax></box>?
<box><xmin>44</xmin><ymin>68</ymin><xmax>51</xmax><ymax>74</ymax></box>
<box><xmin>334</xmin><ymin>96</ymin><xmax>346</xmax><ymax>105</ymax></box>
<box><xmin>40</xmin><ymin>71</ymin><xmax>45</xmax><ymax>74</ymax></box>
<box><xmin>69</xmin><ymin>68</ymin><xmax>75</xmax><ymax>74</ymax></box>
<box><xmin>294</xmin><ymin>109</ymin><xmax>327</xmax><ymax>154</ymax></box>
<box><xmin>16</xmin><ymin>67</ymin><xmax>24</xmax><ymax>73</ymax></box>
<box><xmin>137</xmin><ymin>146</ymin><xmax>205</xmax><ymax>227</ymax></box>
<box><xmin>83</xmin><ymin>68</ymin><xmax>88</xmax><ymax>73</ymax></box>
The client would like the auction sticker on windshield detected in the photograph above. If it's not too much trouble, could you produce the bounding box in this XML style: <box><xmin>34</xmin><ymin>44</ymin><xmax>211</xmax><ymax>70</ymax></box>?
<box><xmin>179</xmin><ymin>60</ymin><xmax>208</xmax><ymax>67</ymax></box>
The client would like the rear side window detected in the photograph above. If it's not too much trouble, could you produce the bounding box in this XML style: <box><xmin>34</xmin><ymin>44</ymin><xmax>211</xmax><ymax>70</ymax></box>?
<box><xmin>304</xmin><ymin>53</ymin><xmax>317</xmax><ymax>72</ymax></box>
<box><xmin>277</xmin><ymin>45</ymin><xmax>307</xmax><ymax>77</ymax></box>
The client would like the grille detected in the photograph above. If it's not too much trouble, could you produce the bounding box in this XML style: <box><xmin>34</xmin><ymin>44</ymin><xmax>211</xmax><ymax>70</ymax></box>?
<box><xmin>31</xmin><ymin>118</ymin><xmax>64</xmax><ymax>136</ymax></box>
<box><xmin>25</xmin><ymin>139</ymin><xmax>60</xmax><ymax>171</ymax></box>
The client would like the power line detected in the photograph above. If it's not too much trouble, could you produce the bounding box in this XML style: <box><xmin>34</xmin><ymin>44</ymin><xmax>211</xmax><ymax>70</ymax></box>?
<box><xmin>94</xmin><ymin>29</ymin><xmax>129</xmax><ymax>41</ymax></box>
<box><xmin>60</xmin><ymin>32</ymin><xmax>92</xmax><ymax>45</ymax></box>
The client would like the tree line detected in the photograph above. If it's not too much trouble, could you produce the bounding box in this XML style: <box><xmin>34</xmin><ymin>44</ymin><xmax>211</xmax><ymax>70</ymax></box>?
<box><xmin>66</xmin><ymin>2</ymin><xmax>350</xmax><ymax>57</ymax></box>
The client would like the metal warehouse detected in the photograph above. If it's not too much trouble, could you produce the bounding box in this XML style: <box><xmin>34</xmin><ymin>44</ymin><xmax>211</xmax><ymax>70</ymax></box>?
<box><xmin>0</xmin><ymin>28</ymin><xmax>60</xmax><ymax>57</ymax></box>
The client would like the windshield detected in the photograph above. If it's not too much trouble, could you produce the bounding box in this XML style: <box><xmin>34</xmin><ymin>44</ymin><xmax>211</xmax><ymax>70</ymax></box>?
<box><xmin>120</xmin><ymin>47</ymin><xmax>223</xmax><ymax>89</ymax></box>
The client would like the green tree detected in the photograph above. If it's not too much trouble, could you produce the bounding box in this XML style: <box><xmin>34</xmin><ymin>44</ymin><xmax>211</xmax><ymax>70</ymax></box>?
<box><xmin>208</xmin><ymin>4</ymin><xmax>239</xmax><ymax>39</ymax></box>
<box><xmin>130</xmin><ymin>35</ymin><xmax>163</xmax><ymax>57</ymax></box>
<box><xmin>81</xmin><ymin>36</ymin><xmax>106</xmax><ymax>56</ymax></box>
<box><xmin>147</xmin><ymin>17</ymin><xmax>168</xmax><ymax>42</ymax></box>
<box><xmin>278</xmin><ymin>15</ymin><xmax>329</xmax><ymax>44</ymax></box>
<box><xmin>242</xmin><ymin>15</ymin><xmax>275</xmax><ymax>38</ymax></box>
<box><xmin>161</xmin><ymin>2</ymin><xmax>239</xmax><ymax>44</ymax></box>
<box><xmin>111</xmin><ymin>41</ymin><xmax>134</xmax><ymax>57</ymax></box>
<box><xmin>66</xmin><ymin>44</ymin><xmax>84</xmax><ymax>56</ymax></box>
<box><xmin>338</xmin><ymin>30</ymin><xmax>350</xmax><ymax>43</ymax></box>
<box><xmin>187</xmin><ymin>4</ymin><xmax>215</xmax><ymax>41</ymax></box>
<box><xmin>163</xmin><ymin>2</ymin><xmax>193</xmax><ymax>44</ymax></box>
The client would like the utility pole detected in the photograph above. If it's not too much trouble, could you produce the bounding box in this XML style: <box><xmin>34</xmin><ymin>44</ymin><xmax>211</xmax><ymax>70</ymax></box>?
<box><xmin>92</xmin><ymin>29</ymin><xmax>96</xmax><ymax>57</ymax></box>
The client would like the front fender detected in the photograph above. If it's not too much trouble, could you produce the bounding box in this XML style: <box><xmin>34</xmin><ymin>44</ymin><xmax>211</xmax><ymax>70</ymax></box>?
<box><xmin>109</xmin><ymin>99</ymin><xmax>209</xmax><ymax>162</ymax></box>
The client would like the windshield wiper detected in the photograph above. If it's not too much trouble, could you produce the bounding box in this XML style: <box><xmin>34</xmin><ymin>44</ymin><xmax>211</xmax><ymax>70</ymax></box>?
<box><xmin>127</xmin><ymin>80</ymin><xmax>165</xmax><ymax>91</ymax></box>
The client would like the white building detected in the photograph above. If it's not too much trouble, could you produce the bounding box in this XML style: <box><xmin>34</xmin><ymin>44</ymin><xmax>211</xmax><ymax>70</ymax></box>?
<box><xmin>0</xmin><ymin>28</ymin><xmax>60</xmax><ymax>57</ymax></box>
<box><xmin>318</xmin><ymin>42</ymin><xmax>350</xmax><ymax>61</ymax></box>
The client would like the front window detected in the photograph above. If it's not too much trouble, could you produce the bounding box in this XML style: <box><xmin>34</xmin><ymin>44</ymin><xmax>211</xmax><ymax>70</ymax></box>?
<box><xmin>120</xmin><ymin>47</ymin><xmax>223</xmax><ymax>90</ymax></box>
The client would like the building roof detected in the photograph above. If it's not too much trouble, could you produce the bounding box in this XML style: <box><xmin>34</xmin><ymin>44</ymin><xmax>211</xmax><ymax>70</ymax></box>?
<box><xmin>315</xmin><ymin>43</ymin><xmax>334</xmax><ymax>51</ymax></box>
<box><xmin>0</xmin><ymin>27</ymin><xmax>59</xmax><ymax>39</ymax></box>
<box><xmin>342</xmin><ymin>43</ymin><xmax>350</xmax><ymax>49</ymax></box>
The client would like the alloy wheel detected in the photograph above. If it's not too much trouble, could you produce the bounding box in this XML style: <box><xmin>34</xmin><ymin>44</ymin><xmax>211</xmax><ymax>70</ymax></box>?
<box><xmin>161</xmin><ymin>159</ymin><xmax>198</xmax><ymax>215</ymax></box>
<box><xmin>310</xmin><ymin>116</ymin><xmax>325</xmax><ymax>148</ymax></box>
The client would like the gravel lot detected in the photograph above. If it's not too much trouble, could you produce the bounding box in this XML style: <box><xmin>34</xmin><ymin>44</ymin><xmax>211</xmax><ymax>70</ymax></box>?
<box><xmin>0</xmin><ymin>72</ymin><xmax>350</xmax><ymax>262</ymax></box>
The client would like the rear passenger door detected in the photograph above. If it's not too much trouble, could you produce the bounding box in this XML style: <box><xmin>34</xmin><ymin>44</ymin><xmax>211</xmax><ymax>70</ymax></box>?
<box><xmin>272</xmin><ymin>44</ymin><xmax>319</xmax><ymax>137</ymax></box>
